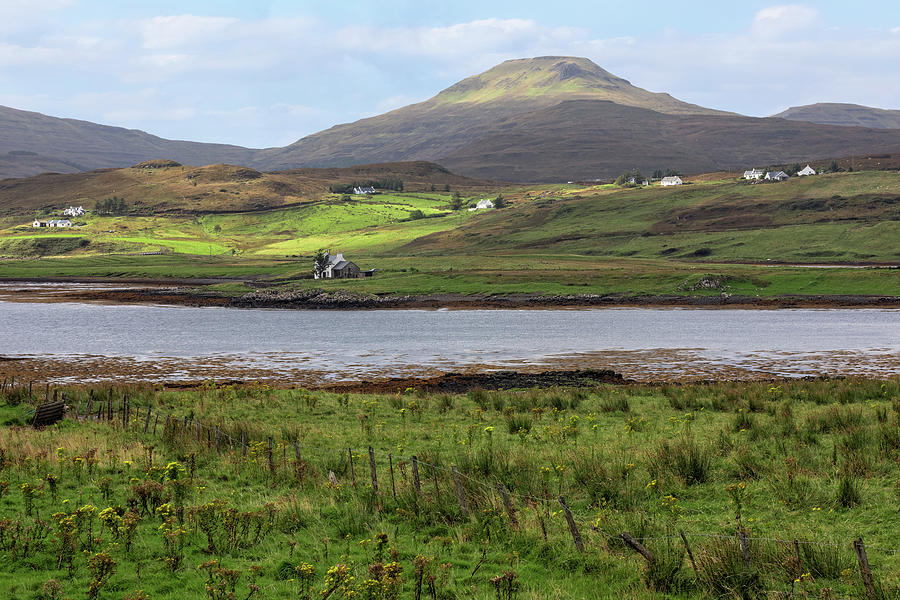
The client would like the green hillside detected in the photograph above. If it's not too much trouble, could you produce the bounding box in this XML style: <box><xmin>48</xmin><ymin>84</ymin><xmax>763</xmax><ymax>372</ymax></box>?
<box><xmin>1</xmin><ymin>169</ymin><xmax>898</xmax><ymax>298</ymax></box>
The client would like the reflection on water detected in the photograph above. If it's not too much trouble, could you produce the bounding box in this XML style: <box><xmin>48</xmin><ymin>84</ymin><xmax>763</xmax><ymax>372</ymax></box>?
<box><xmin>0</xmin><ymin>292</ymin><xmax>897</xmax><ymax>384</ymax></box>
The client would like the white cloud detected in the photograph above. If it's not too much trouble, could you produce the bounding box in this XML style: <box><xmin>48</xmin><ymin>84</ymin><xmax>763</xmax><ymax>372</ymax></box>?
<box><xmin>751</xmin><ymin>4</ymin><xmax>820</xmax><ymax>38</ymax></box>
<box><xmin>3</xmin><ymin>8</ymin><xmax>899</xmax><ymax>147</ymax></box>
<box><xmin>139</xmin><ymin>15</ymin><xmax>238</xmax><ymax>50</ymax></box>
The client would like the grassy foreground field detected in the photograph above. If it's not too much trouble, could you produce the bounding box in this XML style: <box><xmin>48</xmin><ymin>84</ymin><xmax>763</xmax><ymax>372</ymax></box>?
<box><xmin>2</xmin><ymin>378</ymin><xmax>900</xmax><ymax>599</ymax></box>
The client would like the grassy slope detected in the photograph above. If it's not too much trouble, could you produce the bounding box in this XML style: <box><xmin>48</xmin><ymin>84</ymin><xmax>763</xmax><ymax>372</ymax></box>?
<box><xmin>1</xmin><ymin>379</ymin><xmax>900</xmax><ymax>599</ymax></box>
<box><xmin>0</xmin><ymin>171</ymin><xmax>898</xmax><ymax>297</ymax></box>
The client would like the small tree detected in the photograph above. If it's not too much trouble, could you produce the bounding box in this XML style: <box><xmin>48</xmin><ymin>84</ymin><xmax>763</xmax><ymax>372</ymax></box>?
<box><xmin>493</xmin><ymin>193</ymin><xmax>506</xmax><ymax>208</ymax></box>
<box><xmin>449</xmin><ymin>191</ymin><xmax>463</xmax><ymax>211</ymax></box>
<box><xmin>313</xmin><ymin>249</ymin><xmax>329</xmax><ymax>278</ymax></box>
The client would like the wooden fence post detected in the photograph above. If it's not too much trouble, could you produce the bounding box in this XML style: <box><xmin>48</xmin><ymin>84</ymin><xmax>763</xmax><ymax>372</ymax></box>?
<box><xmin>738</xmin><ymin>531</ymin><xmax>752</xmax><ymax>567</ymax></box>
<box><xmin>293</xmin><ymin>441</ymin><xmax>301</xmax><ymax>462</ymax></box>
<box><xmin>559</xmin><ymin>497</ymin><xmax>583</xmax><ymax>553</ymax></box>
<box><xmin>411</xmin><ymin>456</ymin><xmax>422</xmax><ymax>494</ymax></box>
<box><xmin>497</xmin><ymin>483</ymin><xmax>518</xmax><ymax>528</ymax></box>
<box><xmin>348</xmin><ymin>448</ymin><xmax>357</xmax><ymax>487</ymax></box>
<box><xmin>388</xmin><ymin>453</ymin><xmax>397</xmax><ymax>502</ymax></box>
<box><xmin>153</xmin><ymin>414</ymin><xmax>159</xmax><ymax>436</ymax></box>
<box><xmin>680</xmin><ymin>530</ymin><xmax>700</xmax><ymax>581</ymax></box>
<box><xmin>241</xmin><ymin>432</ymin><xmax>248</xmax><ymax>457</ymax></box>
<box><xmin>452</xmin><ymin>467</ymin><xmax>468</xmax><ymax>516</ymax></box>
<box><xmin>368</xmin><ymin>446</ymin><xmax>379</xmax><ymax>492</ymax></box>
<box><xmin>793</xmin><ymin>538</ymin><xmax>802</xmax><ymax>578</ymax></box>
<box><xmin>143</xmin><ymin>406</ymin><xmax>152</xmax><ymax>433</ymax></box>
<box><xmin>853</xmin><ymin>538</ymin><xmax>876</xmax><ymax>599</ymax></box>
<box><xmin>85</xmin><ymin>396</ymin><xmax>93</xmax><ymax>420</ymax></box>
<box><xmin>621</xmin><ymin>532</ymin><xmax>653</xmax><ymax>563</ymax></box>
<box><xmin>214</xmin><ymin>427</ymin><xmax>221</xmax><ymax>454</ymax></box>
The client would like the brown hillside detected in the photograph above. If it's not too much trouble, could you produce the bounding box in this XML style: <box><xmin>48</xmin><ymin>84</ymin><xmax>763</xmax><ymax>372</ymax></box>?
<box><xmin>0</xmin><ymin>105</ymin><xmax>257</xmax><ymax>174</ymax></box>
<box><xmin>0</xmin><ymin>161</ymin><xmax>490</xmax><ymax>216</ymax></box>
<box><xmin>438</xmin><ymin>100</ymin><xmax>900</xmax><ymax>181</ymax></box>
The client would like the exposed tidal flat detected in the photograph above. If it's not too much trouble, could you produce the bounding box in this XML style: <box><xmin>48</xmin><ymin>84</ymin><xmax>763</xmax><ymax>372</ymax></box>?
<box><xmin>0</xmin><ymin>285</ymin><xmax>898</xmax><ymax>385</ymax></box>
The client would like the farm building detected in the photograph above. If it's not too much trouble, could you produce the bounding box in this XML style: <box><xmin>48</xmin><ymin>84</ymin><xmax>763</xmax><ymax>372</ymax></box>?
<box><xmin>797</xmin><ymin>165</ymin><xmax>817</xmax><ymax>176</ymax></box>
<box><xmin>743</xmin><ymin>169</ymin><xmax>764</xmax><ymax>180</ymax></box>
<box><xmin>34</xmin><ymin>219</ymin><xmax>73</xmax><ymax>227</ymax></box>
<box><xmin>63</xmin><ymin>206</ymin><xmax>86</xmax><ymax>216</ymax></box>
<box><xmin>660</xmin><ymin>176</ymin><xmax>683</xmax><ymax>186</ymax></box>
<box><xmin>315</xmin><ymin>252</ymin><xmax>366</xmax><ymax>279</ymax></box>
<box><xmin>352</xmin><ymin>186</ymin><xmax>376</xmax><ymax>195</ymax></box>
<box><xmin>765</xmin><ymin>171</ymin><xmax>789</xmax><ymax>182</ymax></box>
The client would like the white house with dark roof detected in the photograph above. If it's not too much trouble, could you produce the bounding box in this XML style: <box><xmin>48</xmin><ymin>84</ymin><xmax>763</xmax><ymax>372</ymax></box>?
<box><xmin>765</xmin><ymin>171</ymin><xmax>789</xmax><ymax>182</ymax></box>
<box><xmin>314</xmin><ymin>252</ymin><xmax>363</xmax><ymax>279</ymax></box>
<box><xmin>743</xmin><ymin>169</ymin><xmax>764</xmax><ymax>180</ymax></box>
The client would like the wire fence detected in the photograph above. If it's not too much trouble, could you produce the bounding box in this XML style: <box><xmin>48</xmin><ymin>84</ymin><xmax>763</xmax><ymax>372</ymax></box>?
<box><xmin>7</xmin><ymin>385</ymin><xmax>898</xmax><ymax>597</ymax></box>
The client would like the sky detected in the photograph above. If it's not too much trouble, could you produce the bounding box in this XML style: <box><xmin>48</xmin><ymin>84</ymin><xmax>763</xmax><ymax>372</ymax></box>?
<box><xmin>1</xmin><ymin>0</ymin><xmax>898</xmax><ymax>148</ymax></box>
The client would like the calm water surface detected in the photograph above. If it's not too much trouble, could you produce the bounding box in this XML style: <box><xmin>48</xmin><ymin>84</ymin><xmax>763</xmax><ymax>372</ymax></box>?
<box><xmin>0</xmin><ymin>289</ymin><xmax>897</xmax><ymax>383</ymax></box>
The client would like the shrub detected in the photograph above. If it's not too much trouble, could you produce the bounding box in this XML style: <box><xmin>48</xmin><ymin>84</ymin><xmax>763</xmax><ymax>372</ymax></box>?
<box><xmin>649</xmin><ymin>437</ymin><xmax>713</xmax><ymax>486</ymax></box>
<box><xmin>599</xmin><ymin>395</ymin><xmax>630</xmax><ymax>413</ymax></box>
<box><xmin>836</xmin><ymin>475</ymin><xmax>862</xmax><ymax>508</ymax></box>
<box><xmin>696</xmin><ymin>538</ymin><xmax>760</xmax><ymax>599</ymax></box>
<box><xmin>505</xmin><ymin>413</ymin><xmax>532</xmax><ymax>434</ymax></box>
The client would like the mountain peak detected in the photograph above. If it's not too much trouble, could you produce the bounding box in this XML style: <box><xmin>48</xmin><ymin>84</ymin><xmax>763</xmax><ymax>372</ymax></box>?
<box><xmin>431</xmin><ymin>56</ymin><xmax>722</xmax><ymax>116</ymax></box>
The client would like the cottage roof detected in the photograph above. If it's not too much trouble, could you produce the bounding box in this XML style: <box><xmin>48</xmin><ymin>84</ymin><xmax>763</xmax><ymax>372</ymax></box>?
<box><xmin>331</xmin><ymin>260</ymin><xmax>350</xmax><ymax>270</ymax></box>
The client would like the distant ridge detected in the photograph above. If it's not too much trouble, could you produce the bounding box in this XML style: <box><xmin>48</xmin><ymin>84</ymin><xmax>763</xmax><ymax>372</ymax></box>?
<box><xmin>0</xmin><ymin>105</ymin><xmax>257</xmax><ymax>175</ymax></box>
<box><xmin>774</xmin><ymin>103</ymin><xmax>900</xmax><ymax>129</ymax></box>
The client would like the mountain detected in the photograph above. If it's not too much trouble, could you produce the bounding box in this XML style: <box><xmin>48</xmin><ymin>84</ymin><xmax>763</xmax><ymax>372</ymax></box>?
<box><xmin>0</xmin><ymin>105</ymin><xmax>257</xmax><ymax>174</ymax></box>
<box><xmin>438</xmin><ymin>100</ymin><xmax>900</xmax><ymax>181</ymax></box>
<box><xmin>774</xmin><ymin>103</ymin><xmax>900</xmax><ymax>129</ymax></box>
<box><xmin>4</xmin><ymin>57</ymin><xmax>900</xmax><ymax>183</ymax></box>
<box><xmin>259</xmin><ymin>57</ymin><xmax>900</xmax><ymax>180</ymax></box>
<box><xmin>255</xmin><ymin>56</ymin><xmax>728</xmax><ymax>171</ymax></box>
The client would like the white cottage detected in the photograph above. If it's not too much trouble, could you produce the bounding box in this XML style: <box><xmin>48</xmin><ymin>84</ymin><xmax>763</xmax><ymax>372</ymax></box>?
<box><xmin>797</xmin><ymin>165</ymin><xmax>817</xmax><ymax>176</ymax></box>
<box><xmin>352</xmin><ymin>186</ymin><xmax>376</xmax><ymax>195</ymax></box>
<box><xmin>314</xmin><ymin>252</ymin><xmax>363</xmax><ymax>279</ymax></box>
<box><xmin>660</xmin><ymin>176</ymin><xmax>683</xmax><ymax>186</ymax></box>
<box><xmin>63</xmin><ymin>205</ymin><xmax>86</xmax><ymax>217</ymax></box>
<box><xmin>765</xmin><ymin>171</ymin><xmax>789</xmax><ymax>182</ymax></box>
<box><xmin>743</xmin><ymin>169</ymin><xmax>764</xmax><ymax>180</ymax></box>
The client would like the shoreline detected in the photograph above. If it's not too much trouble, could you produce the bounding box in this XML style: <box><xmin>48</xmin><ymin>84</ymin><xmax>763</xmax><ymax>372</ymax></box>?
<box><xmin>57</xmin><ymin>285</ymin><xmax>900</xmax><ymax>310</ymax></box>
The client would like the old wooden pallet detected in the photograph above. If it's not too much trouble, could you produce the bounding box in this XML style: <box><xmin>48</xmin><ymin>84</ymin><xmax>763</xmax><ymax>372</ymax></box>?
<box><xmin>31</xmin><ymin>400</ymin><xmax>66</xmax><ymax>427</ymax></box>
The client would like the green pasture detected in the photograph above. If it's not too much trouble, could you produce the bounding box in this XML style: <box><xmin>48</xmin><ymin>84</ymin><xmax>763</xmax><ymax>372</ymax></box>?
<box><xmin>2</xmin><ymin>378</ymin><xmax>900</xmax><ymax>599</ymax></box>
<box><xmin>0</xmin><ymin>174</ymin><xmax>897</xmax><ymax>297</ymax></box>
